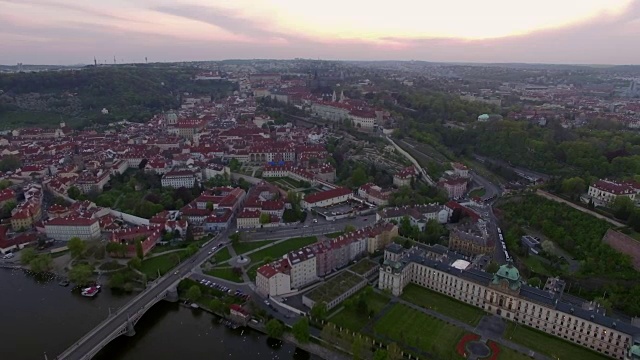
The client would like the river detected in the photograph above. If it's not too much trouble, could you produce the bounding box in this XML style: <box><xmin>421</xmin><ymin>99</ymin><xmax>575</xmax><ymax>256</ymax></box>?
<box><xmin>0</xmin><ymin>269</ymin><xmax>315</xmax><ymax>360</ymax></box>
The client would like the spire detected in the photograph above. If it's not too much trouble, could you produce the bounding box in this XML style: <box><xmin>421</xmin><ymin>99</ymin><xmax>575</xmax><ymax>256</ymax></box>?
<box><xmin>331</xmin><ymin>90</ymin><xmax>337</xmax><ymax>102</ymax></box>
<box><xmin>339</xmin><ymin>90</ymin><xmax>345</xmax><ymax>103</ymax></box>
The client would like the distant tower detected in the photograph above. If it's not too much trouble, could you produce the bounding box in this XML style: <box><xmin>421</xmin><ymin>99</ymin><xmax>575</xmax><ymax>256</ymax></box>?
<box><xmin>113</xmin><ymin>56</ymin><xmax>116</xmax><ymax>64</ymax></box>
<box><xmin>339</xmin><ymin>90</ymin><xmax>345</xmax><ymax>103</ymax></box>
<box><xmin>145</xmin><ymin>57</ymin><xmax>148</xmax><ymax>64</ymax></box>
<box><xmin>17</xmin><ymin>63</ymin><xmax>23</xmax><ymax>72</ymax></box>
<box><xmin>94</xmin><ymin>57</ymin><xmax>97</xmax><ymax>67</ymax></box>
<box><xmin>331</xmin><ymin>90</ymin><xmax>337</xmax><ymax>102</ymax></box>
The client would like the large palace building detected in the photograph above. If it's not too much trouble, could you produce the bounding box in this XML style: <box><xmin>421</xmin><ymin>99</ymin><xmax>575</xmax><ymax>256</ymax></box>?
<box><xmin>378</xmin><ymin>243</ymin><xmax>640</xmax><ymax>360</ymax></box>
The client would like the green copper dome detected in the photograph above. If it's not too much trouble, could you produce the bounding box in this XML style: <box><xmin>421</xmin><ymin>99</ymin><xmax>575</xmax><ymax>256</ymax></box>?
<box><xmin>496</xmin><ymin>263</ymin><xmax>520</xmax><ymax>281</ymax></box>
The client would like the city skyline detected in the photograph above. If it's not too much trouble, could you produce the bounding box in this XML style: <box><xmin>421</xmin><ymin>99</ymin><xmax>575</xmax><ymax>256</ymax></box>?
<box><xmin>2</xmin><ymin>0</ymin><xmax>640</xmax><ymax>65</ymax></box>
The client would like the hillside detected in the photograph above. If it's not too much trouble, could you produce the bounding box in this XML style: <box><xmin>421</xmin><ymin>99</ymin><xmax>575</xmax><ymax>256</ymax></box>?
<box><xmin>0</xmin><ymin>65</ymin><xmax>236</xmax><ymax>129</ymax></box>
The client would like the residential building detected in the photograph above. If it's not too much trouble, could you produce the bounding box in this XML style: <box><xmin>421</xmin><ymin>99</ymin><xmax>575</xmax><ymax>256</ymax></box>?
<box><xmin>236</xmin><ymin>209</ymin><xmax>261</xmax><ymax>229</ymax></box>
<box><xmin>204</xmin><ymin>209</ymin><xmax>233</xmax><ymax>232</ymax></box>
<box><xmin>586</xmin><ymin>179</ymin><xmax>640</xmax><ymax>206</ymax></box>
<box><xmin>448</xmin><ymin>224</ymin><xmax>495</xmax><ymax>257</ymax></box>
<box><xmin>393</xmin><ymin>167</ymin><xmax>415</xmax><ymax>187</ymax></box>
<box><xmin>288</xmin><ymin>246</ymin><xmax>317</xmax><ymax>289</ymax></box>
<box><xmin>44</xmin><ymin>217</ymin><xmax>101</xmax><ymax>241</ymax></box>
<box><xmin>377</xmin><ymin>204</ymin><xmax>450</xmax><ymax>230</ymax></box>
<box><xmin>379</xmin><ymin>244</ymin><xmax>639</xmax><ymax>360</ymax></box>
<box><xmin>358</xmin><ymin>183</ymin><xmax>392</xmax><ymax>206</ymax></box>
<box><xmin>0</xmin><ymin>189</ymin><xmax>15</xmax><ymax>207</ymax></box>
<box><xmin>161</xmin><ymin>169</ymin><xmax>196</xmax><ymax>188</ymax></box>
<box><xmin>440</xmin><ymin>178</ymin><xmax>468</xmax><ymax>199</ymax></box>
<box><xmin>110</xmin><ymin>225</ymin><xmax>161</xmax><ymax>257</ymax></box>
<box><xmin>301</xmin><ymin>187</ymin><xmax>352</xmax><ymax>210</ymax></box>
<box><xmin>256</xmin><ymin>258</ymin><xmax>292</xmax><ymax>296</ymax></box>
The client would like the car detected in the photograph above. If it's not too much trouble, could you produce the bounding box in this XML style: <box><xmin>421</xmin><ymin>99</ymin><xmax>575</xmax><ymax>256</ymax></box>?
<box><xmin>264</xmin><ymin>300</ymin><xmax>270</xmax><ymax>306</ymax></box>
<box><xmin>313</xmin><ymin>219</ymin><xmax>318</xmax><ymax>223</ymax></box>
<box><xmin>174</xmin><ymin>270</ymin><xmax>179</xmax><ymax>275</ymax></box>
<box><xmin>303</xmin><ymin>225</ymin><xmax>309</xmax><ymax>228</ymax></box>
<box><xmin>207</xmin><ymin>251</ymin><xmax>212</xmax><ymax>255</ymax></box>
<box><xmin>363</xmin><ymin>218</ymin><xmax>368</xmax><ymax>221</ymax></box>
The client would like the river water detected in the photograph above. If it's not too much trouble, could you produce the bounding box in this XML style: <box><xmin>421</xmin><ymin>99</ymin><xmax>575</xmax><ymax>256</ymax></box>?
<box><xmin>0</xmin><ymin>269</ymin><xmax>314</xmax><ymax>360</ymax></box>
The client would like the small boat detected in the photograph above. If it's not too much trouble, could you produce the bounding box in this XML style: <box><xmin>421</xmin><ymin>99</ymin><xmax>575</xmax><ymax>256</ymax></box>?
<box><xmin>81</xmin><ymin>285</ymin><xmax>101</xmax><ymax>297</ymax></box>
<box><xmin>58</xmin><ymin>280</ymin><xmax>70</xmax><ymax>287</ymax></box>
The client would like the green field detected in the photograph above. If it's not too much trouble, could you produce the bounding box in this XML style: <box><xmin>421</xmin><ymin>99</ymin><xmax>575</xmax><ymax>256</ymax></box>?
<box><xmin>505</xmin><ymin>322</ymin><xmax>607</xmax><ymax>360</ymax></box>
<box><xmin>247</xmin><ymin>236</ymin><xmax>317</xmax><ymax>263</ymax></box>
<box><xmin>374</xmin><ymin>304</ymin><xmax>465</xmax><ymax>358</ymax></box>
<box><xmin>140</xmin><ymin>251</ymin><xmax>188</xmax><ymax>279</ymax></box>
<box><xmin>400</xmin><ymin>284</ymin><xmax>485</xmax><ymax>325</ymax></box>
<box><xmin>210</xmin><ymin>246</ymin><xmax>232</xmax><ymax>264</ymax></box>
<box><xmin>204</xmin><ymin>267</ymin><xmax>244</xmax><ymax>283</ymax></box>
<box><xmin>469</xmin><ymin>188</ymin><xmax>487</xmax><ymax>198</ymax></box>
<box><xmin>325</xmin><ymin>231</ymin><xmax>344</xmax><ymax>238</ymax></box>
<box><xmin>498</xmin><ymin>347</ymin><xmax>536</xmax><ymax>360</ymax></box>
<box><xmin>349</xmin><ymin>259</ymin><xmax>378</xmax><ymax>276</ymax></box>
<box><xmin>328</xmin><ymin>288</ymin><xmax>390</xmax><ymax>331</ymax></box>
<box><xmin>523</xmin><ymin>255</ymin><xmax>554</xmax><ymax>276</ymax></box>
<box><xmin>246</xmin><ymin>263</ymin><xmax>262</xmax><ymax>281</ymax></box>
<box><xmin>233</xmin><ymin>240</ymin><xmax>276</xmax><ymax>255</ymax></box>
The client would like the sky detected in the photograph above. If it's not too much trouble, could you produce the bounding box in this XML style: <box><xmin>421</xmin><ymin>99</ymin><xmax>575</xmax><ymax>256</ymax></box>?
<box><xmin>1</xmin><ymin>0</ymin><xmax>640</xmax><ymax>65</ymax></box>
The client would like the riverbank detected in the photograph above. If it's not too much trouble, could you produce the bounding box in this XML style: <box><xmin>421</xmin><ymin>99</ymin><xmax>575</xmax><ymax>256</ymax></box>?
<box><xmin>182</xmin><ymin>296</ymin><xmax>347</xmax><ymax>360</ymax></box>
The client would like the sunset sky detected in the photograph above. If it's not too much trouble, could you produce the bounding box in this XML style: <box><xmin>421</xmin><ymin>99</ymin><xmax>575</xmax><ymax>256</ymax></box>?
<box><xmin>1</xmin><ymin>0</ymin><xmax>639</xmax><ymax>65</ymax></box>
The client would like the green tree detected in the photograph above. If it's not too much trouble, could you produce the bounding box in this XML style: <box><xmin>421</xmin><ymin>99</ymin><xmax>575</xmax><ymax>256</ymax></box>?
<box><xmin>106</xmin><ymin>242</ymin><xmax>125</xmax><ymax>257</ymax></box>
<box><xmin>265</xmin><ymin>319</ymin><xmax>284</xmax><ymax>339</ymax></box>
<box><xmin>259</xmin><ymin>213</ymin><xmax>271</xmax><ymax>224</ymax></box>
<box><xmin>209</xmin><ymin>298</ymin><xmax>225</xmax><ymax>314</ymax></box>
<box><xmin>2</xmin><ymin>200</ymin><xmax>16</xmax><ymax>215</ymax></box>
<box><xmin>292</xmin><ymin>317</ymin><xmax>310</xmax><ymax>343</ymax></box>
<box><xmin>374</xmin><ymin>349</ymin><xmax>388</xmax><ymax>360</ymax></box>
<box><xmin>628</xmin><ymin>210</ymin><xmax>640</xmax><ymax>232</ymax></box>
<box><xmin>561</xmin><ymin>177</ymin><xmax>586</xmax><ymax>199</ymax></box>
<box><xmin>135</xmin><ymin>239</ymin><xmax>144</xmax><ymax>260</ymax></box>
<box><xmin>612</xmin><ymin>196</ymin><xmax>635</xmax><ymax>221</ymax></box>
<box><xmin>0</xmin><ymin>155</ymin><xmax>21</xmax><ymax>172</ymax></box>
<box><xmin>20</xmin><ymin>247</ymin><xmax>37</xmax><ymax>265</ymax></box>
<box><xmin>67</xmin><ymin>186</ymin><xmax>81</xmax><ymax>200</ymax></box>
<box><xmin>67</xmin><ymin>237</ymin><xmax>86</xmax><ymax>258</ymax></box>
<box><xmin>229</xmin><ymin>158</ymin><xmax>241</xmax><ymax>171</ymax></box>
<box><xmin>128</xmin><ymin>256</ymin><xmax>142</xmax><ymax>270</ymax></box>
<box><xmin>310</xmin><ymin>302</ymin><xmax>328</xmax><ymax>320</ymax></box>
<box><xmin>108</xmin><ymin>272</ymin><xmax>126</xmax><ymax>289</ymax></box>
<box><xmin>486</xmin><ymin>261</ymin><xmax>500</xmax><ymax>273</ymax></box>
<box><xmin>69</xmin><ymin>264</ymin><xmax>93</xmax><ymax>285</ymax></box>
<box><xmin>186</xmin><ymin>285</ymin><xmax>202</xmax><ymax>302</ymax></box>
<box><xmin>29</xmin><ymin>254</ymin><xmax>53</xmax><ymax>273</ymax></box>
<box><xmin>527</xmin><ymin>277</ymin><xmax>542</xmax><ymax>288</ymax></box>
<box><xmin>351</xmin><ymin>166</ymin><xmax>368</xmax><ymax>187</ymax></box>
<box><xmin>351</xmin><ymin>336</ymin><xmax>365</xmax><ymax>360</ymax></box>
<box><xmin>399</xmin><ymin>216</ymin><xmax>413</xmax><ymax>237</ymax></box>
<box><xmin>230</xmin><ymin>232</ymin><xmax>241</xmax><ymax>244</ymax></box>
<box><xmin>387</xmin><ymin>343</ymin><xmax>402</xmax><ymax>360</ymax></box>
<box><xmin>344</xmin><ymin>224</ymin><xmax>356</xmax><ymax>233</ymax></box>
<box><xmin>0</xmin><ymin>179</ymin><xmax>12</xmax><ymax>190</ymax></box>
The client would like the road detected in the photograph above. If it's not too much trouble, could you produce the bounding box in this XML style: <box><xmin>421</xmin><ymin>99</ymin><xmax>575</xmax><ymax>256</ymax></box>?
<box><xmin>244</xmin><ymin>215</ymin><xmax>377</xmax><ymax>241</ymax></box>
<box><xmin>470</xmin><ymin>170</ymin><xmax>502</xmax><ymax>201</ymax></box>
<box><xmin>58</xmin><ymin>234</ymin><xmax>229</xmax><ymax>360</ymax></box>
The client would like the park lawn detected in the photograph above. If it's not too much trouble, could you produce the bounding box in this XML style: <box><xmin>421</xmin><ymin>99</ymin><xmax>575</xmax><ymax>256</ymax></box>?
<box><xmin>505</xmin><ymin>322</ymin><xmax>607</xmax><ymax>360</ymax></box>
<box><xmin>211</xmin><ymin>246</ymin><xmax>232</xmax><ymax>264</ymax></box>
<box><xmin>469</xmin><ymin>188</ymin><xmax>487</xmax><ymax>198</ymax></box>
<box><xmin>205</xmin><ymin>267</ymin><xmax>244</xmax><ymax>283</ymax></box>
<box><xmin>523</xmin><ymin>256</ymin><xmax>553</xmax><ymax>277</ymax></box>
<box><xmin>498</xmin><ymin>347</ymin><xmax>536</xmax><ymax>360</ymax></box>
<box><xmin>233</xmin><ymin>240</ymin><xmax>276</xmax><ymax>255</ymax></box>
<box><xmin>150</xmin><ymin>239</ymin><xmax>208</xmax><ymax>255</ymax></box>
<box><xmin>374</xmin><ymin>304</ymin><xmax>465</xmax><ymax>358</ymax></box>
<box><xmin>400</xmin><ymin>284</ymin><xmax>485</xmax><ymax>326</ymax></box>
<box><xmin>246</xmin><ymin>263</ymin><xmax>262</xmax><ymax>282</ymax></box>
<box><xmin>248</xmin><ymin>236</ymin><xmax>317</xmax><ymax>263</ymax></box>
<box><xmin>140</xmin><ymin>250</ymin><xmax>188</xmax><ymax>279</ymax></box>
<box><xmin>328</xmin><ymin>288</ymin><xmax>390</xmax><ymax>331</ymax></box>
